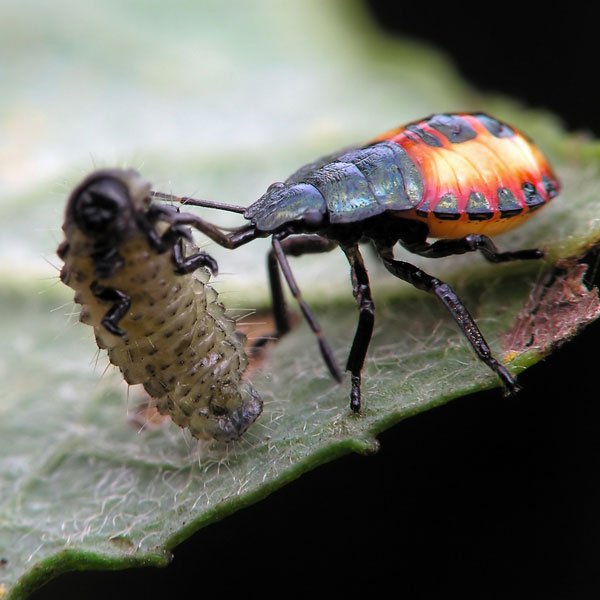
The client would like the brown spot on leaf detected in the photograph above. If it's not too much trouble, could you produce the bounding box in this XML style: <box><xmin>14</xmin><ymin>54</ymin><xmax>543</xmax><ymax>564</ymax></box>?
<box><xmin>127</xmin><ymin>393</ymin><xmax>171</xmax><ymax>431</ymax></box>
<box><xmin>108</xmin><ymin>535</ymin><xmax>135</xmax><ymax>550</ymax></box>
<box><xmin>503</xmin><ymin>261</ymin><xmax>600</xmax><ymax>358</ymax></box>
<box><xmin>237</xmin><ymin>310</ymin><xmax>299</xmax><ymax>378</ymax></box>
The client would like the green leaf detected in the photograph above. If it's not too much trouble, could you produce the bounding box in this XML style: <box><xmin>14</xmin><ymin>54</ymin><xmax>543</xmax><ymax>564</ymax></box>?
<box><xmin>1</xmin><ymin>0</ymin><xmax>599</xmax><ymax>597</ymax></box>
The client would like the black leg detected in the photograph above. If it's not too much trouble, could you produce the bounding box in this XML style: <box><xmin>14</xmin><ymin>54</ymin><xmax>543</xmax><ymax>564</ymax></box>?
<box><xmin>342</xmin><ymin>245</ymin><xmax>375</xmax><ymax>413</ymax></box>
<box><xmin>165</xmin><ymin>211</ymin><xmax>260</xmax><ymax>250</ymax></box>
<box><xmin>258</xmin><ymin>235</ymin><xmax>339</xmax><ymax>343</ymax></box>
<box><xmin>162</xmin><ymin>224</ymin><xmax>219</xmax><ymax>276</ymax></box>
<box><xmin>146</xmin><ymin>202</ymin><xmax>259</xmax><ymax>252</ymax></box>
<box><xmin>271</xmin><ymin>236</ymin><xmax>343</xmax><ymax>383</ymax></box>
<box><xmin>377</xmin><ymin>247</ymin><xmax>519</xmax><ymax>395</ymax></box>
<box><xmin>253</xmin><ymin>235</ymin><xmax>339</xmax><ymax>347</ymax></box>
<box><xmin>172</xmin><ymin>243</ymin><xmax>219</xmax><ymax>276</ymax></box>
<box><xmin>90</xmin><ymin>246</ymin><xmax>124</xmax><ymax>279</ymax></box>
<box><xmin>140</xmin><ymin>204</ymin><xmax>178</xmax><ymax>252</ymax></box>
<box><xmin>402</xmin><ymin>232</ymin><xmax>544</xmax><ymax>263</ymax></box>
<box><xmin>90</xmin><ymin>281</ymin><xmax>131</xmax><ymax>337</ymax></box>
<box><xmin>265</xmin><ymin>246</ymin><xmax>290</xmax><ymax>339</ymax></box>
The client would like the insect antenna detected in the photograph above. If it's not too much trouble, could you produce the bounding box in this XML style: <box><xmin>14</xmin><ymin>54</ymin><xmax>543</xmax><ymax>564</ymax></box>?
<box><xmin>150</xmin><ymin>190</ymin><xmax>247</xmax><ymax>214</ymax></box>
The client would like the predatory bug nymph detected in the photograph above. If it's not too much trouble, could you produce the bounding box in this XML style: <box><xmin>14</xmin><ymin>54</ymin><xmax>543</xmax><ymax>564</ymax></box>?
<box><xmin>151</xmin><ymin>112</ymin><xmax>560</xmax><ymax>413</ymax></box>
<box><xmin>58</xmin><ymin>168</ymin><xmax>263</xmax><ymax>441</ymax></box>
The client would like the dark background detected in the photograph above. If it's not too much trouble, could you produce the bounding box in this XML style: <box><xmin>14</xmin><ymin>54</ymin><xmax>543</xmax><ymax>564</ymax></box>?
<box><xmin>32</xmin><ymin>4</ymin><xmax>599</xmax><ymax>599</ymax></box>
<box><xmin>368</xmin><ymin>2</ymin><xmax>599</xmax><ymax>137</ymax></box>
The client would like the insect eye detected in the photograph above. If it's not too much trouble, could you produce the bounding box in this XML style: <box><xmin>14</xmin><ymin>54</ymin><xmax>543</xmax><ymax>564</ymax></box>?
<box><xmin>73</xmin><ymin>177</ymin><xmax>130</xmax><ymax>234</ymax></box>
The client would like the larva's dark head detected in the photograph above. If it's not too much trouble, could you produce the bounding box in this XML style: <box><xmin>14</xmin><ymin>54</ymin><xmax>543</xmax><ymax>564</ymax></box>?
<box><xmin>201</xmin><ymin>383</ymin><xmax>263</xmax><ymax>443</ymax></box>
<box><xmin>65</xmin><ymin>169</ymin><xmax>151</xmax><ymax>245</ymax></box>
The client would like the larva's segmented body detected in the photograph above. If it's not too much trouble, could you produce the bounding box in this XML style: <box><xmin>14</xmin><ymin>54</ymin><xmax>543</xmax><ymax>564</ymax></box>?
<box><xmin>58</xmin><ymin>169</ymin><xmax>262</xmax><ymax>442</ymax></box>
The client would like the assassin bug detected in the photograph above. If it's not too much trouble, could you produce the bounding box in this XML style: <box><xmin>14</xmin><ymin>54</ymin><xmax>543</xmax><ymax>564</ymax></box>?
<box><xmin>58</xmin><ymin>168</ymin><xmax>262</xmax><ymax>441</ymax></box>
<box><xmin>152</xmin><ymin>112</ymin><xmax>560</xmax><ymax>413</ymax></box>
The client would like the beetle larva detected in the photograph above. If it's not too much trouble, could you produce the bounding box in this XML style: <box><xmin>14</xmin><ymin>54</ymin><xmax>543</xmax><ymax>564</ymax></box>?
<box><xmin>57</xmin><ymin>168</ymin><xmax>262</xmax><ymax>441</ymax></box>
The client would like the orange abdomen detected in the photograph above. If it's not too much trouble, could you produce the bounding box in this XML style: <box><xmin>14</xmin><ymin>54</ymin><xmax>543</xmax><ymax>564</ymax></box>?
<box><xmin>373</xmin><ymin>113</ymin><xmax>559</xmax><ymax>238</ymax></box>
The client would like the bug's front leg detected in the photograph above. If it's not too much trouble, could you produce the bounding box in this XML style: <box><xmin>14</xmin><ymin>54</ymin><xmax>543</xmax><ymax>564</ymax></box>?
<box><xmin>267</xmin><ymin>235</ymin><xmax>343</xmax><ymax>384</ymax></box>
<box><xmin>163</xmin><ymin>210</ymin><xmax>261</xmax><ymax>250</ymax></box>
<box><xmin>90</xmin><ymin>281</ymin><xmax>131</xmax><ymax>337</ymax></box>
<box><xmin>257</xmin><ymin>235</ymin><xmax>339</xmax><ymax>343</ymax></box>
<box><xmin>140</xmin><ymin>206</ymin><xmax>221</xmax><ymax>275</ymax></box>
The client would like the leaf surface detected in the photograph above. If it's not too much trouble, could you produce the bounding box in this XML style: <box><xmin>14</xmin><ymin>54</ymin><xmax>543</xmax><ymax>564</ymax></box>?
<box><xmin>1</xmin><ymin>1</ymin><xmax>599</xmax><ymax>597</ymax></box>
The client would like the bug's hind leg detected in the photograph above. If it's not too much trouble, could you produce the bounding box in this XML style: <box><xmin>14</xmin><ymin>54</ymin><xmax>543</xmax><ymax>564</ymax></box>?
<box><xmin>402</xmin><ymin>231</ymin><xmax>544</xmax><ymax>263</ymax></box>
<box><xmin>341</xmin><ymin>245</ymin><xmax>375</xmax><ymax>413</ymax></box>
<box><xmin>377</xmin><ymin>247</ymin><xmax>520</xmax><ymax>396</ymax></box>
<box><xmin>262</xmin><ymin>235</ymin><xmax>342</xmax><ymax>383</ymax></box>
<box><xmin>90</xmin><ymin>281</ymin><xmax>131</xmax><ymax>337</ymax></box>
